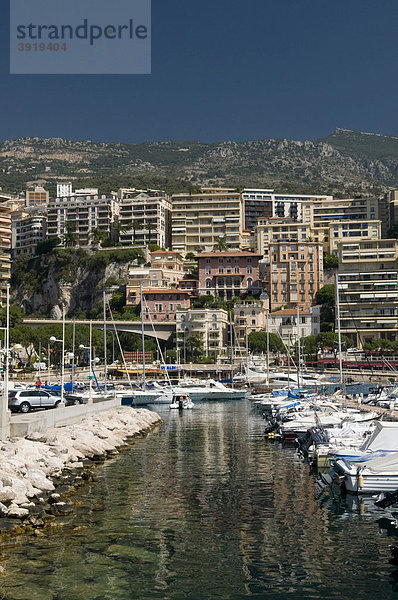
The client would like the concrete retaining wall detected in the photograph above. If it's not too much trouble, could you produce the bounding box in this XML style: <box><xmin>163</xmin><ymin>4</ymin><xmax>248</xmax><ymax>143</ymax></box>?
<box><xmin>10</xmin><ymin>398</ymin><xmax>122</xmax><ymax>437</ymax></box>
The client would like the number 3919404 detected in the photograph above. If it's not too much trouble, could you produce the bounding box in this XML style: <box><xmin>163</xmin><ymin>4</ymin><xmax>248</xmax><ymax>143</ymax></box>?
<box><xmin>18</xmin><ymin>42</ymin><xmax>67</xmax><ymax>52</ymax></box>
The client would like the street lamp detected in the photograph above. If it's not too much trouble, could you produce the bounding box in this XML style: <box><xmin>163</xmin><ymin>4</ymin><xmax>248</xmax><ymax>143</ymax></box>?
<box><xmin>49</xmin><ymin>305</ymin><xmax>65</xmax><ymax>407</ymax></box>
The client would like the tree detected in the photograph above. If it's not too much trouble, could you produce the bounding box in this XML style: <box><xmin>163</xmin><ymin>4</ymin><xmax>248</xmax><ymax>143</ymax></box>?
<box><xmin>36</xmin><ymin>236</ymin><xmax>61</xmax><ymax>256</ymax></box>
<box><xmin>130</xmin><ymin>220</ymin><xmax>143</xmax><ymax>244</ymax></box>
<box><xmin>90</xmin><ymin>227</ymin><xmax>107</xmax><ymax>246</ymax></box>
<box><xmin>186</xmin><ymin>334</ymin><xmax>203</xmax><ymax>361</ymax></box>
<box><xmin>213</xmin><ymin>237</ymin><xmax>228</xmax><ymax>252</ymax></box>
<box><xmin>0</xmin><ymin>304</ymin><xmax>23</xmax><ymax>328</ymax></box>
<box><xmin>315</xmin><ymin>284</ymin><xmax>335</xmax><ymax>331</ymax></box>
<box><xmin>146</xmin><ymin>222</ymin><xmax>157</xmax><ymax>245</ymax></box>
<box><xmin>248</xmin><ymin>331</ymin><xmax>285</xmax><ymax>354</ymax></box>
<box><xmin>185</xmin><ymin>252</ymin><xmax>196</xmax><ymax>260</ymax></box>
<box><xmin>324</xmin><ymin>254</ymin><xmax>339</xmax><ymax>269</ymax></box>
<box><xmin>62</xmin><ymin>221</ymin><xmax>77</xmax><ymax>247</ymax></box>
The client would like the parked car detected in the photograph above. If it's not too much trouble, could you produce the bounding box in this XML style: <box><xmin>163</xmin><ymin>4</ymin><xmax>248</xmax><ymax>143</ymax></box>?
<box><xmin>8</xmin><ymin>390</ymin><xmax>62</xmax><ymax>413</ymax></box>
<box><xmin>8</xmin><ymin>390</ymin><xmax>84</xmax><ymax>413</ymax></box>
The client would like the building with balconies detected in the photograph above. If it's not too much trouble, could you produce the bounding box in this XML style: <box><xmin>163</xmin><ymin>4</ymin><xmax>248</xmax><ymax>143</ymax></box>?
<box><xmin>234</xmin><ymin>300</ymin><xmax>267</xmax><ymax>344</ymax></box>
<box><xmin>25</xmin><ymin>185</ymin><xmax>49</xmax><ymax>207</ymax></box>
<box><xmin>11</xmin><ymin>214</ymin><xmax>47</xmax><ymax>258</ymax></box>
<box><xmin>47</xmin><ymin>193</ymin><xmax>119</xmax><ymax>246</ymax></box>
<box><xmin>197</xmin><ymin>251</ymin><xmax>263</xmax><ymax>300</ymax></box>
<box><xmin>0</xmin><ymin>197</ymin><xmax>11</xmax><ymax>304</ymax></box>
<box><xmin>171</xmin><ymin>189</ymin><xmax>244</xmax><ymax>255</ymax></box>
<box><xmin>256</xmin><ymin>218</ymin><xmax>312</xmax><ymax>257</ymax></box>
<box><xmin>269</xmin><ymin>241</ymin><xmax>323</xmax><ymax>309</ymax></box>
<box><xmin>268</xmin><ymin>306</ymin><xmax>321</xmax><ymax>346</ymax></box>
<box><xmin>118</xmin><ymin>189</ymin><xmax>171</xmax><ymax>249</ymax></box>
<box><xmin>142</xmin><ymin>289</ymin><xmax>191</xmax><ymax>322</ymax></box>
<box><xmin>337</xmin><ymin>239</ymin><xmax>398</xmax><ymax>347</ymax></box>
<box><xmin>126</xmin><ymin>250</ymin><xmax>186</xmax><ymax>305</ymax></box>
<box><xmin>176</xmin><ymin>308</ymin><xmax>228</xmax><ymax>360</ymax></box>
<box><xmin>328</xmin><ymin>219</ymin><xmax>381</xmax><ymax>255</ymax></box>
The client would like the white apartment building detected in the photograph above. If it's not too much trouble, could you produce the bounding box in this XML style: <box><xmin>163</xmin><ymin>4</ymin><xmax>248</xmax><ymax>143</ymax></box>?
<box><xmin>0</xmin><ymin>197</ymin><xmax>11</xmax><ymax>305</ymax></box>
<box><xmin>172</xmin><ymin>189</ymin><xmax>244</xmax><ymax>255</ymax></box>
<box><xmin>56</xmin><ymin>182</ymin><xmax>73</xmax><ymax>198</ymax></box>
<box><xmin>11</xmin><ymin>214</ymin><xmax>47</xmax><ymax>258</ymax></box>
<box><xmin>176</xmin><ymin>308</ymin><xmax>228</xmax><ymax>360</ymax></box>
<box><xmin>337</xmin><ymin>239</ymin><xmax>398</xmax><ymax>347</ymax></box>
<box><xmin>118</xmin><ymin>189</ymin><xmax>171</xmax><ymax>249</ymax></box>
<box><xmin>47</xmin><ymin>193</ymin><xmax>119</xmax><ymax>246</ymax></box>
<box><xmin>268</xmin><ymin>306</ymin><xmax>321</xmax><ymax>346</ymax></box>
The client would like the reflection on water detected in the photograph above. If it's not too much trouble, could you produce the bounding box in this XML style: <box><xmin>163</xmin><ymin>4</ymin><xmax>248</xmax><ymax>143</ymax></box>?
<box><xmin>0</xmin><ymin>401</ymin><xmax>396</xmax><ymax>599</ymax></box>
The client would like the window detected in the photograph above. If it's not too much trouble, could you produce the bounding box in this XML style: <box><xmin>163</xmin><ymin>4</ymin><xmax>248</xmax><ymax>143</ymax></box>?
<box><xmin>206</xmin><ymin>278</ymin><xmax>212</xmax><ymax>288</ymax></box>
<box><xmin>239</xmin><ymin>311</ymin><xmax>244</xmax><ymax>316</ymax></box>
<box><xmin>251</xmin><ymin>319</ymin><xmax>256</xmax><ymax>325</ymax></box>
<box><xmin>247</xmin><ymin>278</ymin><xmax>253</xmax><ymax>288</ymax></box>
<box><xmin>218</xmin><ymin>267</ymin><xmax>224</xmax><ymax>274</ymax></box>
<box><xmin>247</xmin><ymin>266</ymin><xmax>252</xmax><ymax>274</ymax></box>
<box><xmin>234</xmin><ymin>266</ymin><xmax>239</xmax><ymax>273</ymax></box>
<box><xmin>251</xmin><ymin>310</ymin><xmax>256</xmax><ymax>316</ymax></box>
<box><xmin>205</xmin><ymin>267</ymin><xmax>211</xmax><ymax>274</ymax></box>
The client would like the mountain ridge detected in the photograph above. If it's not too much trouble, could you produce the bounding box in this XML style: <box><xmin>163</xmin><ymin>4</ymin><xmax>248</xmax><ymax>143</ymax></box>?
<box><xmin>1</xmin><ymin>128</ymin><xmax>398</xmax><ymax>195</ymax></box>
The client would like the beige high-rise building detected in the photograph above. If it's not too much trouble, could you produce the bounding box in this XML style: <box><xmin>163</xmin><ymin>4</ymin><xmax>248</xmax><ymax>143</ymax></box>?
<box><xmin>328</xmin><ymin>219</ymin><xmax>381</xmax><ymax>255</ymax></box>
<box><xmin>338</xmin><ymin>239</ymin><xmax>398</xmax><ymax>348</ymax></box>
<box><xmin>171</xmin><ymin>189</ymin><xmax>244</xmax><ymax>255</ymax></box>
<box><xmin>255</xmin><ymin>218</ymin><xmax>312</xmax><ymax>257</ymax></box>
<box><xmin>118</xmin><ymin>189</ymin><xmax>171</xmax><ymax>249</ymax></box>
<box><xmin>269</xmin><ymin>240</ymin><xmax>323</xmax><ymax>309</ymax></box>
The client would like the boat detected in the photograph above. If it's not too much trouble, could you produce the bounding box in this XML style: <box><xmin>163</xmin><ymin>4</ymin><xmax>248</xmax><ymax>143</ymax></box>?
<box><xmin>333</xmin><ymin>453</ymin><xmax>398</xmax><ymax>493</ymax></box>
<box><xmin>170</xmin><ymin>379</ymin><xmax>248</xmax><ymax>402</ymax></box>
<box><xmin>169</xmin><ymin>394</ymin><xmax>194</xmax><ymax>410</ymax></box>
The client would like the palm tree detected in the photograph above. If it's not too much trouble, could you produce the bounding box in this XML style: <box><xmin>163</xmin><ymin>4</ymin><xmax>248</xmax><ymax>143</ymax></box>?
<box><xmin>63</xmin><ymin>220</ymin><xmax>77</xmax><ymax>247</ymax></box>
<box><xmin>131</xmin><ymin>220</ymin><xmax>144</xmax><ymax>245</ymax></box>
<box><xmin>90</xmin><ymin>227</ymin><xmax>106</xmax><ymax>247</ymax></box>
<box><xmin>146</xmin><ymin>222</ymin><xmax>157</xmax><ymax>245</ymax></box>
<box><xmin>213</xmin><ymin>237</ymin><xmax>228</xmax><ymax>252</ymax></box>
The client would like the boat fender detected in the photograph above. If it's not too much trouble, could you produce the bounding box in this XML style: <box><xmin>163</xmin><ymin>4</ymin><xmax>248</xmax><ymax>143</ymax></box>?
<box><xmin>358</xmin><ymin>473</ymin><xmax>364</xmax><ymax>489</ymax></box>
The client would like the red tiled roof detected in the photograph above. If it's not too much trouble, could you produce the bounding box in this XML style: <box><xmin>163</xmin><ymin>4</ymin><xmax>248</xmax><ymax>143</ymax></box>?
<box><xmin>271</xmin><ymin>308</ymin><xmax>311</xmax><ymax>316</ymax></box>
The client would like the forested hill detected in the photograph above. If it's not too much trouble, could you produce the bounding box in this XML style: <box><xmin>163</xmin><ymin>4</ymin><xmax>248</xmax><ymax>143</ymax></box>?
<box><xmin>1</xmin><ymin>128</ymin><xmax>398</xmax><ymax>195</ymax></box>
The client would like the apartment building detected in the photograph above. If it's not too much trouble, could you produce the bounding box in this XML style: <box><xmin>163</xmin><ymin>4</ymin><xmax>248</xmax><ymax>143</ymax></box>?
<box><xmin>11</xmin><ymin>213</ymin><xmax>47</xmax><ymax>258</ymax></box>
<box><xmin>118</xmin><ymin>189</ymin><xmax>171</xmax><ymax>249</ymax></box>
<box><xmin>242</xmin><ymin>188</ymin><xmax>273</xmax><ymax>231</ymax></box>
<box><xmin>268</xmin><ymin>306</ymin><xmax>321</xmax><ymax>346</ymax></box>
<box><xmin>25</xmin><ymin>185</ymin><xmax>49</xmax><ymax>207</ymax></box>
<box><xmin>47</xmin><ymin>193</ymin><xmax>119</xmax><ymax>246</ymax></box>
<box><xmin>302</xmin><ymin>196</ymin><xmax>379</xmax><ymax>250</ymax></box>
<box><xmin>269</xmin><ymin>241</ymin><xmax>323</xmax><ymax>309</ymax></box>
<box><xmin>328</xmin><ymin>220</ymin><xmax>381</xmax><ymax>255</ymax></box>
<box><xmin>234</xmin><ymin>300</ymin><xmax>267</xmax><ymax>343</ymax></box>
<box><xmin>337</xmin><ymin>239</ymin><xmax>398</xmax><ymax>347</ymax></box>
<box><xmin>197</xmin><ymin>251</ymin><xmax>263</xmax><ymax>300</ymax></box>
<box><xmin>57</xmin><ymin>182</ymin><xmax>73</xmax><ymax>197</ymax></box>
<box><xmin>0</xmin><ymin>197</ymin><xmax>11</xmax><ymax>304</ymax></box>
<box><xmin>171</xmin><ymin>189</ymin><xmax>244</xmax><ymax>254</ymax></box>
<box><xmin>126</xmin><ymin>250</ymin><xmax>186</xmax><ymax>305</ymax></box>
<box><xmin>379</xmin><ymin>189</ymin><xmax>398</xmax><ymax>237</ymax></box>
<box><xmin>256</xmin><ymin>218</ymin><xmax>312</xmax><ymax>257</ymax></box>
<box><xmin>176</xmin><ymin>308</ymin><xmax>228</xmax><ymax>359</ymax></box>
<box><xmin>141</xmin><ymin>290</ymin><xmax>191</xmax><ymax>322</ymax></box>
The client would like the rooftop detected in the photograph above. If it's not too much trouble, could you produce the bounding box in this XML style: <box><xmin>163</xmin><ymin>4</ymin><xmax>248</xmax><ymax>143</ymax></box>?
<box><xmin>196</xmin><ymin>251</ymin><xmax>263</xmax><ymax>258</ymax></box>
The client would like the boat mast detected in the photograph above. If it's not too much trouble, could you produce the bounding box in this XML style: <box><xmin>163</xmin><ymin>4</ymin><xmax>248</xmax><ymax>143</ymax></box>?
<box><xmin>287</xmin><ymin>333</ymin><xmax>291</xmax><ymax>391</ymax></box>
<box><xmin>297</xmin><ymin>305</ymin><xmax>301</xmax><ymax>388</ymax></box>
<box><xmin>335</xmin><ymin>272</ymin><xmax>345</xmax><ymax>404</ymax></box>
<box><xmin>266</xmin><ymin>310</ymin><xmax>270</xmax><ymax>385</ymax></box>
<box><xmin>140</xmin><ymin>285</ymin><xmax>146</xmax><ymax>389</ymax></box>
<box><xmin>71</xmin><ymin>318</ymin><xmax>75</xmax><ymax>391</ymax></box>
<box><xmin>103</xmin><ymin>289</ymin><xmax>107</xmax><ymax>393</ymax></box>
<box><xmin>229</xmin><ymin>312</ymin><xmax>234</xmax><ymax>388</ymax></box>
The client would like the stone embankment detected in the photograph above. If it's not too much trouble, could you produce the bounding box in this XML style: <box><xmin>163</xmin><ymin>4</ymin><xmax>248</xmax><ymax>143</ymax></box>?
<box><xmin>0</xmin><ymin>407</ymin><xmax>162</xmax><ymax>538</ymax></box>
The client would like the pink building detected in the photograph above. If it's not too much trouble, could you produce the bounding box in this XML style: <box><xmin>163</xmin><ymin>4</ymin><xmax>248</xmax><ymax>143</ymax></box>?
<box><xmin>142</xmin><ymin>289</ymin><xmax>191</xmax><ymax>322</ymax></box>
<box><xmin>196</xmin><ymin>251</ymin><xmax>263</xmax><ymax>300</ymax></box>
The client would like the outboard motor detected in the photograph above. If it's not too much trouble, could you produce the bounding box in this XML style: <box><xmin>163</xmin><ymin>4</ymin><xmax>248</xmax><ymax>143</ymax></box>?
<box><xmin>375</xmin><ymin>489</ymin><xmax>398</xmax><ymax>509</ymax></box>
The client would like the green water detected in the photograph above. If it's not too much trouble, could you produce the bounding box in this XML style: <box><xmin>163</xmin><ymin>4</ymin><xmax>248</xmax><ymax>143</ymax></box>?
<box><xmin>0</xmin><ymin>401</ymin><xmax>397</xmax><ymax>599</ymax></box>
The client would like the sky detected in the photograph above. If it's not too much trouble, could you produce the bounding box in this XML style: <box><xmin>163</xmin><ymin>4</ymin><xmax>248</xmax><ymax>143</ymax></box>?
<box><xmin>1</xmin><ymin>0</ymin><xmax>398</xmax><ymax>143</ymax></box>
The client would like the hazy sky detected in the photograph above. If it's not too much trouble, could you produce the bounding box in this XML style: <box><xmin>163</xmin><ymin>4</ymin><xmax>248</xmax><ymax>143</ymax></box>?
<box><xmin>1</xmin><ymin>0</ymin><xmax>398</xmax><ymax>143</ymax></box>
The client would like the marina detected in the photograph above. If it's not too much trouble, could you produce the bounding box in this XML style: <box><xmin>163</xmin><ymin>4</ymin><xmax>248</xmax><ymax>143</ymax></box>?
<box><xmin>0</xmin><ymin>400</ymin><xmax>398</xmax><ymax>599</ymax></box>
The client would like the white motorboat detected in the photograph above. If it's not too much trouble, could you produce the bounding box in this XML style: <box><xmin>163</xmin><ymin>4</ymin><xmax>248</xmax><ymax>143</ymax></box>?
<box><xmin>334</xmin><ymin>453</ymin><xmax>398</xmax><ymax>493</ymax></box>
<box><xmin>170</xmin><ymin>379</ymin><xmax>248</xmax><ymax>402</ymax></box>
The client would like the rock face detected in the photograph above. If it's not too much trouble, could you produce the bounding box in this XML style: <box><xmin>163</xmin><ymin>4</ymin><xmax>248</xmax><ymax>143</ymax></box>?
<box><xmin>0</xmin><ymin>408</ymin><xmax>161</xmax><ymax>534</ymax></box>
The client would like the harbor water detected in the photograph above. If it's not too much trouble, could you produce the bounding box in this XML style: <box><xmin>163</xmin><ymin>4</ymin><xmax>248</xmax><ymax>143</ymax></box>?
<box><xmin>0</xmin><ymin>400</ymin><xmax>398</xmax><ymax>599</ymax></box>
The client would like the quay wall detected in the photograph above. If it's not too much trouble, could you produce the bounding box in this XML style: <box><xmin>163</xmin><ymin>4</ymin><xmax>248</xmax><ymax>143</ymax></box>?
<box><xmin>10</xmin><ymin>399</ymin><xmax>122</xmax><ymax>438</ymax></box>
